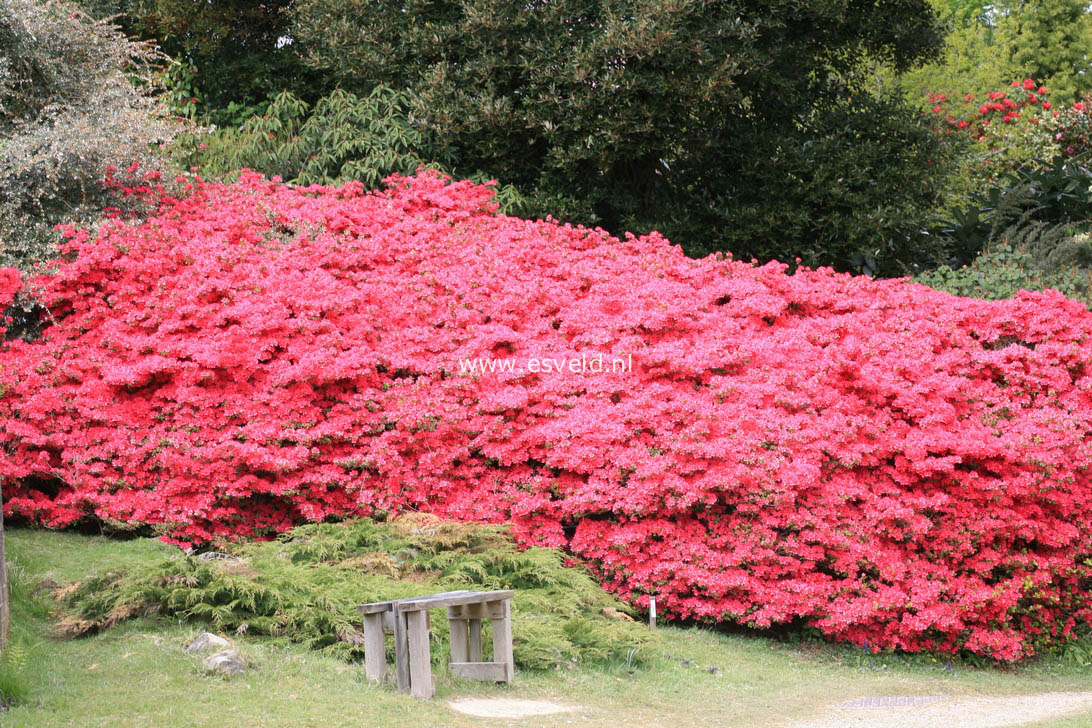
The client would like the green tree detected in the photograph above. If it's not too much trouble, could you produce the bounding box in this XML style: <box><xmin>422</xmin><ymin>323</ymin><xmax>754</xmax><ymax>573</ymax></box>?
<box><xmin>76</xmin><ymin>0</ymin><xmax>329</xmax><ymax>122</ymax></box>
<box><xmin>888</xmin><ymin>0</ymin><xmax>1092</xmax><ymax>106</ymax></box>
<box><xmin>0</xmin><ymin>0</ymin><xmax>178</xmax><ymax>273</ymax></box>
<box><xmin>1000</xmin><ymin>0</ymin><xmax>1092</xmax><ymax>103</ymax></box>
<box><xmin>187</xmin><ymin>88</ymin><xmax>434</xmax><ymax>188</ymax></box>
<box><xmin>882</xmin><ymin>0</ymin><xmax>1018</xmax><ymax>103</ymax></box>
<box><xmin>290</xmin><ymin>0</ymin><xmax>949</xmax><ymax>272</ymax></box>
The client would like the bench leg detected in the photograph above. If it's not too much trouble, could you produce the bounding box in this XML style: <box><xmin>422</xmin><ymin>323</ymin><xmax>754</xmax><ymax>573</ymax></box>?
<box><xmin>449</xmin><ymin>618</ymin><xmax>469</xmax><ymax>662</ymax></box>
<box><xmin>362</xmin><ymin>613</ymin><xmax>387</xmax><ymax>683</ymax></box>
<box><xmin>393</xmin><ymin>609</ymin><xmax>411</xmax><ymax>694</ymax></box>
<box><xmin>490</xmin><ymin>600</ymin><xmax>514</xmax><ymax>683</ymax></box>
<box><xmin>468</xmin><ymin>618</ymin><xmax>483</xmax><ymax>662</ymax></box>
<box><xmin>406</xmin><ymin>609</ymin><xmax>434</xmax><ymax>699</ymax></box>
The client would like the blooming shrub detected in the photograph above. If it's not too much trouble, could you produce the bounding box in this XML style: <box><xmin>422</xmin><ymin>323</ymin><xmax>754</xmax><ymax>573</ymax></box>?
<box><xmin>926</xmin><ymin>80</ymin><xmax>1060</xmax><ymax>215</ymax></box>
<box><xmin>929</xmin><ymin>80</ymin><xmax>1092</xmax><ymax>182</ymax></box>
<box><xmin>3</xmin><ymin>171</ymin><xmax>1092</xmax><ymax>661</ymax></box>
<box><xmin>1053</xmin><ymin>94</ymin><xmax>1092</xmax><ymax>160</ymax></box>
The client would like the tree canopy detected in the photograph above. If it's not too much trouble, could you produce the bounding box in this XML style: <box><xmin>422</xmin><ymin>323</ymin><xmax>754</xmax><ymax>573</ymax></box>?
<box><xmin>0</xmin><ymin>0</ymin><xmax>176</xmax><ymax>273</ymax></box>
<box><xmin>290</xmin><ymin>0</ymin><xmax>949</xmax><ymax>270</ymax></box>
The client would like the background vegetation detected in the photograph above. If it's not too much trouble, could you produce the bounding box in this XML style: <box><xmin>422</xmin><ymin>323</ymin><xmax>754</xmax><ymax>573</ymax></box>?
<box><xmin>0</xmin><ymin>0</ymin><xmax>176</xmax><ymax>274</ymax></box>
<box><xmin>0</xmin><ymin>0</ymin><xmax>1082</xmax><ymax>286</ymax></box>
<box><xmin>4</xmin><ymin>0</ymin><xmax>1092</xmax><ymax>720</ymax></box>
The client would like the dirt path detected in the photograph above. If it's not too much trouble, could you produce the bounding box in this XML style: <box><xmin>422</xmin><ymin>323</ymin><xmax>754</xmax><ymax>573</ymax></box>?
<box><xmin>787</xmin><ymin>692</ymin><xmax>1092</xmax><ymax>728</ymax></box>
<box><xmin>447</xmin><ymin>692</ymin><xmax>1092</xmax><ymax>726</ymax></box>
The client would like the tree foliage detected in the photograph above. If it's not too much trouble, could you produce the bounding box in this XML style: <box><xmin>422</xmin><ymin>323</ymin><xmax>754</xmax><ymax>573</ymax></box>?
<box><xmin>76</xmin><ymin>0</ymin><xmax>326</xmax><ymax>120</ymax></box>
<box><xmin>886</xmin><ymin>0</ymin><xmax>1092</xmax><ymax>107</ymax></box>
<box><xmin>0</xmin><ymin>0</ymin><xmax>177</xmax><ymax>274</ymax></box>
<box><xmin>290</xmin><ymin>0</ymin><xmax>948</xmax><ymax>271</ymax></box>
<box><xmin>186</xmin><ymin>88</ymin><xmax>433</xmax><ymax>188</ymax></box>
<box><xmin>882</xmin><ymin>0</ymin><xmax>1019</xmax><ymax>104</ymax></box>
<box><xmin>1002</xmin><ymin>0</ymin><xmax>1092</xmax><ymax>104</ymax></box>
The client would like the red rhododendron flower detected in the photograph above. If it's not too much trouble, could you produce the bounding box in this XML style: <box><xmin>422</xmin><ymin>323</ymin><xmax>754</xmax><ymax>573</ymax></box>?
<box><xmin>2</xmin><ymin>171</ymin><xmax>1091</xmax><ymax>663</ymax></box>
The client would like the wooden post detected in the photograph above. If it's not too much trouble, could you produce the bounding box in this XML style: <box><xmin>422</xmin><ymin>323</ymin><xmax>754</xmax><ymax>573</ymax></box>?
<box><xmin>362</xmin><ymin>612</ymin><xmax>387</xmax><ymax>683</ymax></box>
<box><xmin>466</xmin><ymin>617</ymin><xmax>481</xmax><ymax>662</ymax></box>
<box><xmin>448</xmin><ymin>616</ymin><xmax>469</xmax><ymax>662</ymax></box>
<box><xmin>649</xmin><ymin>595</ymin><xmax>656</xmax><ymax>629</ymax></box>
<box><xmin>405</xmin><ymin>609</ymin><xmax>433</xmax><ymax>699</ymax></box>
<box><xmin>393</xmin><ymin>609</ymin><xmax>411</xmax><ymax>693</ymax></box>
<box><xmin>0</xmin><ymin>479</ymin><xmax>8</xmax><ymax>651</ymax></box>
<box><xmin>489</xmin><ymin>599</ymin><xmax>514</xmax><ymax>682</ymax></box>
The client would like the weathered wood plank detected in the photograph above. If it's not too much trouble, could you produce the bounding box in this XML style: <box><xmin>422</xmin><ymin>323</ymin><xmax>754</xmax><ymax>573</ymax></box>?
<box><xmin>393</xmin><ymin>609</ymin><xmax>410</xmax><ymax>694</ymax></box>
<box><xmin>490</xmin><ymin>600</ymin><xmax>515</xmax><ymax>682</ymax></box>
<box><xmin>357</xmin><ymin>600</ymin><xmax>398</xmax><ymax>615</ymax></box>
<box><xmin>362</xmin><ymin>613</ymin><xmax>387</xmax><ymax>683</ymax></box>
<box><xmin>447</xmin><ymin>603</ymin><xmax>487</xmax><ymax>620</ymax></box>
<box><xmin>450</xmin><ymin>661</ymin><xmax>508</xmax><ymax>682</ymax></box>
<box><xmin>406</xmin><ymin>609</ymin><xmax>434</xmax><ymax>699</ymax></box>
<box><xmin>468</xmin><ymin>618</ymin><xmax>483</xmax><ymax>662</ymax></box>
<box><xmin>447</xmin><ymin>600</ymin><xmax>506</xmax><ymax>620</ymax></box>
<box><xmin>449</xmin><ymin>618</ymin><xmax>469</xmax><ymax>662</ymax></box>
<box><xmin>395</xmin><ymin>589</ymin><xmax>515</xmax><ymax>611</ymax></box>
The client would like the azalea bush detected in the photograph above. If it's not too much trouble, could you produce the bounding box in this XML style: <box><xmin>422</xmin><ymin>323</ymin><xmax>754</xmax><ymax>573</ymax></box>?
<box><xmin>2</xmin><ymin>171</ymin><xmax>1092</xmax><ymax>662</ymax></box>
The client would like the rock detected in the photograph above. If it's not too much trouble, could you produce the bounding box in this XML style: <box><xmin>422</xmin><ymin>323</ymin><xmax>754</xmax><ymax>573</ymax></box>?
<box><xmin>185</xmin><ymin>632</ymin><xmax>232</xmax><ymax>654</ymax></box>
<box><xmin>600</xmin><ymin>607</ymin><xmax>635</xmax><ymax>622</ymax></box>
<box><xmin>203</xmin><ymin>649</ymin><xmax>248</xmax><ymax>676</ymax></box>
<box><xmin>197</xmin><ymin>551</ymin><xmax>241</xmax><ymax>562</ymax></box>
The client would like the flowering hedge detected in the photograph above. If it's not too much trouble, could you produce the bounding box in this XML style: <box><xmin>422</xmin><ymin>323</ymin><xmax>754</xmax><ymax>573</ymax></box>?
<box><xmin>928</xmin><ymin>78</ymin><xmax>1092</xmax><ymax>181</ymax></box>
<box><xmin>3</xmin><ymin>171</ymin><xmax>1092</xmax><ymax>661</ymax></box>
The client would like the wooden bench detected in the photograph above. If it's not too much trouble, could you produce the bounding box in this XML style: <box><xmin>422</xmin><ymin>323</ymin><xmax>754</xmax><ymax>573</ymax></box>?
<box><xmin>357</xmin><ymin>589</ymin><xmax>514</xmax><ymax>699</ymax></box>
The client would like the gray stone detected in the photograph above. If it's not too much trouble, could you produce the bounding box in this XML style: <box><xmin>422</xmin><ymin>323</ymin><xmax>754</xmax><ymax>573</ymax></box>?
<box><xmin>197</xmin><ymin>551</ymin><xmax>241</xmax><ymax>561</ymax></box>
<box><xmin>202</xmin><ymin>649</ymin><xmax>248</xmax><ymax>676</ymax></box>
<box><xmin>185</xmin><ymin>632</ymin><xmax>232</xmax><ymax>654</ymax></box>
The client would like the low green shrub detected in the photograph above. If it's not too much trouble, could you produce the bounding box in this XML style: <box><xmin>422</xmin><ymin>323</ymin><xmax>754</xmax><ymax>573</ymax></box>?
<box><xmin>914</xmin><ymin>236</ymin><xmax>1092</xmax><ymax>305</ymax></box>
<box><xmin>49</xmin><ymin>515</ymin><xmax>651</xmax><ymax>671</ymax></box>
<box><xmin>933</xmin><ymin>153</ymin><xmax>1092</xmax><ymax>265</ymax></box>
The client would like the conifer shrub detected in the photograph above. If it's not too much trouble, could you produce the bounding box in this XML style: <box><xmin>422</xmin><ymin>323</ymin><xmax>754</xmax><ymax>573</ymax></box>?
<box><xmin>49</xmin><ymin>515</ymin><xmax>649</xmax><ymax>669</ymax></box>
<box><xmin>3</xmin><ymin>171</ymin><xmax>1092</xmax><ymax>661</ymax></box>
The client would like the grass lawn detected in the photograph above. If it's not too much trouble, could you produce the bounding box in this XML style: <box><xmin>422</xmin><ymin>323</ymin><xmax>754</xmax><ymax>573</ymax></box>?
<box><xmin>4</xmin><ymin>526</ymin><xmax>1092</xmax><ymax>728</ymax></box>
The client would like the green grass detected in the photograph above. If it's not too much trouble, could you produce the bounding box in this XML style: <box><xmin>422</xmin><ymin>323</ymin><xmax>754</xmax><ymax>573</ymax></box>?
<box><xmin>5</xmin><ymin>526</ymin><xmax>1092</xmax><ymax>727</ymax></box>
